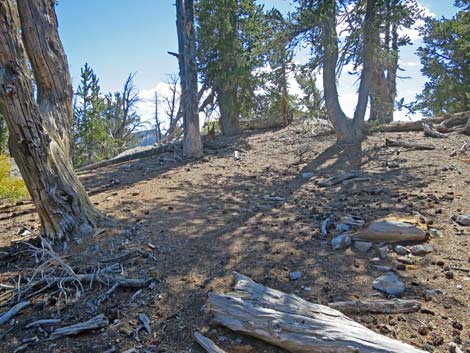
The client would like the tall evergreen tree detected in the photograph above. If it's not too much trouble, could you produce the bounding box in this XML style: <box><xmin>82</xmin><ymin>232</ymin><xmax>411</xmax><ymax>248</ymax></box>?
<box><xmin>196</xmin><ymin>0</ymin><xmax>265</xmax><ymax>135</ymax></box>
<box><xmin>414</xmin><ymin>1</ymin><xmax>470</xmax><ymax>116</ymax></box>
<box><xmin>73</xmin><ymin>64</ymin><xmax>109</xmax><ymax>166</ymax></box>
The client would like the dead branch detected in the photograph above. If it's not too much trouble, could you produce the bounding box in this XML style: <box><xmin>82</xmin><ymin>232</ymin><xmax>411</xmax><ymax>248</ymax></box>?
<box><xmin>318</xmin><ymin>170</ymin><xmax>361</xmax><ymax>187</ymax></box>
<box><xmin>423</xmin><ymin>122</ymin><xmax>447</xmax><ymax>138</ymax></box>
<box><xmin>208</xmin><ymin>273</ymin><xmax>426</xmax><ymax>353</ymax></box>
<box><xmin>48</xmin><ymin>314</ymin><xmax>109</xmax><ymax>340</ymax></box>
<box><xmin>328</xmin><ymin>299</ymin><xmax>421</xmax><ymax>314</ymax></box>
<box><xmin>0</xmin><ymin>301</ymin><xmax>30</xmax><ymax>325</ymax></box>
<box><xmin>385</xmin><ymin>139</ymin><xmax>435</xmax><ymax>150</ymax></box>
<box><xmin>25</xmin><ymin>319</ymin><xmax>61</xmax><ymax>328</ymax></box>
<box><xmin>194</xmin><ymin>332</ymin><xmax>228</xmax><ymax>353</ymax></box>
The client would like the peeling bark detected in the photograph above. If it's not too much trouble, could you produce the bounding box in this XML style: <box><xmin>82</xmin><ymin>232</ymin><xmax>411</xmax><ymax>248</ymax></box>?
<box><xmin>0</xmin><ymin>0</ymin><xmax>103</xmax><ymax>240</ymax></box>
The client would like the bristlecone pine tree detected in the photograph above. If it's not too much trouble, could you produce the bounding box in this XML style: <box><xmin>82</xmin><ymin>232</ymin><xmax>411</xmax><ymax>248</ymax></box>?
<box><xmin>0</xmin><ymin>0</ymin><xmax>103</xmax><ymax>240</ymax></box>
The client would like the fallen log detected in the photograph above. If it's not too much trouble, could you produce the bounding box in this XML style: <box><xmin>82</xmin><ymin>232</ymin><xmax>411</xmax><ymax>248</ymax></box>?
<box><xmin>377</xmin><ymin>111</ymin><xmax>469</xmax><ymax>133</ymax></box>
<box><xmin>385</xmin><ymin>139</ymin><xmax>435</xmax><ymax>150</ymax></box>
<box><xmin>423</xmin><ymin>122</ymin><xmax>447</xmax><ymax>138</ymax></box>
<box><xmin>240</xmin><ymin>115</ymin><xmax>286</xmax><ymax>131</ymax></box>
<box><xmin>194</xmin><ymin>332</ymin><xmax>228</xmax><ymax>353</ymax></box>
<box><xmin>208</xmin><ymin>273</ymin><xmax>427</xmax><ymax>353</ymax></box>
<box><xmin>48</xmin><ymin>314</ymin><xmax>109</xmax><ymax>340</ymax></box>
<box><xmin>328</xmin><ymin>298</ymin><xmax>421</xmax><ymax>314</ymax></box>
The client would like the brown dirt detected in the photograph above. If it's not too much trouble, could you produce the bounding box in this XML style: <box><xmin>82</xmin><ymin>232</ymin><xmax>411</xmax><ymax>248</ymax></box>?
<box><xmin>0</xmin><ymin>125</ymin><xmax>469</xmax><ymax>353</ymax></box>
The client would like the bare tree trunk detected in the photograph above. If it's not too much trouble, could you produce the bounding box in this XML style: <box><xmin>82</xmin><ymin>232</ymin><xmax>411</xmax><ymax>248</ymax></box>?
<box><xmin>321</xmin><ymin>0</ymin><xmax>355</xmax><ymax>144</ymax></box>
<box><xmin>0</xmin><ymin>0</ymin><xmax>103</xmax><ymax>240</ymax></box>
<box><xmin>176</xmin><ymin>0</ymin><xmax>203</xmax><ymax>158</ymax></box>
<box><xmin>218</xmin><ymin>86</ymin><xmax>241</xmax><ymax>136</ymax></box>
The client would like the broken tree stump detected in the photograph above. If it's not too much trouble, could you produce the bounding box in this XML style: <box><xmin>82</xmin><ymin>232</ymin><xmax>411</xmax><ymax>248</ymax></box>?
<box><xmin>423</xmin><ymin>122</ymin><xmax>447</xmax><ymax>138</ymax></box>
<box><xmin>328</xmin><ymin>298</ymin><xmax>421</xmax><ymax>314</ymax></box>
<box><xmin>208</xmin><ymin>273</ymin><xmax>427</xmax><ymax>353</ymax></box>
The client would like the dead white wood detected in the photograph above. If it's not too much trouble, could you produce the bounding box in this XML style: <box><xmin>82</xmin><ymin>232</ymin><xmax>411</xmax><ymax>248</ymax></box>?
<box><xmin>423</xmin><ymin>122</ymin><xmax>447</xmax><ymax>138</ymax></box>
<box><xmin>0</xmin><ymin>301</ymin><xmax>30</xmax><ymax>325</ymax></box>
<box><xmin>320</xmin><ymin>216</ymin><xmax>332</xmax><ymax>237</ymax></box>
<box><xmin>48</xmin><ymin>314</ymin><xmax>108</xmax><ymax>340</ymax></box>
<box><xmin>194</xmin><ymin>332</ymin><xmax>228</xmax><ymax>353</ymax></box>
<box><xmin>25</xmin><ymin>319</ymin><xmax>61</xmax><ymax>328</ymax></box>
<box><xmin>353</xmin><ymin>219</ymin><xmax>427</xmax><ymax>242</ymax></box>
<box><xmin>385</xmin><ymin>139</ymin><xmax>435</xmax><ymax>150</ymax></box>
<box><xmin>318</xmin><ymin>170</ymin><xmax>360</xmax><ymax>187</ymax></box>
<box><xmin>208</xmin><ymin>273</ymin><xmax>426</xmax><ymax>353</ymax></box>
<box><xmin>328</xmin><ymin>299</ymin><xmax>421</xmax><ymax>314</ymax></box>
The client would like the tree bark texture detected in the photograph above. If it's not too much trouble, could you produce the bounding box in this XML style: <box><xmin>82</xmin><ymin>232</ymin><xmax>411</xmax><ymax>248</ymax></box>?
<box><xmin>176</xmin><ymin>0</ymin><xmax>203</xmax><ymax>158</ymax></box>
<box><xmin>0</xmin><ymin>0</ymin><xmax>102</xmax><ymax>240</ymax></box>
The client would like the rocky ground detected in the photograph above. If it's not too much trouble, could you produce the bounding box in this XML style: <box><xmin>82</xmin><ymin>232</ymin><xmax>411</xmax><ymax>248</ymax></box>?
<box><xmin>0</xmin><ymin>124</ymin><xmax>469</xmax><ymax>353</ymax></box>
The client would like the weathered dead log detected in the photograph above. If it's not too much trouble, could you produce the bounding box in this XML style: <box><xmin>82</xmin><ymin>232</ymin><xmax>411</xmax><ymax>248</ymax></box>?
<box><xmin>208</xmin><ymin>273</ymin><xmax>427</xmax><ymax>353</ymax></box>
<box><xmin>377</xmin><ymin>112</ymin><xmax>469</xmax><ymax>133</ymax></box>
<box><xmin>0</xmin><ymin>301</ymin><xmax>30</xmax><ymax>325</ymax></box>
<box><xmin>439</xmin><ymin>112</ymin><xmax>470</xmax><ymax>129</ymax></box>
<box><xmin>240</xmin><ymin>115</ymin><xmax>286</xmax><ymax>131</ymax></box>
<box><xmin>328</xmin><ymin>299</ymin><xmax>421</xmax><ymax>314</ymax></box>
<box><xmin>318</xmin><ymin>170</ymin><xmax>361</xmax><ymax>187</ymax></box>
<box><xmin>423</xmin><ymin>123</ymin><xmax>447</xmax><ymax>138</ymax></box>
<box><xmin>385</xmin><ymin>139</ymin><xmax>435</xmax><ymax>150</ymax></box>
<box><xmin>194</xmin><ymin>332</ymin><xmax>228</xmax><ymax>353</ymax></box>
<box><xmin>48</xmin><ymin>314</ymin><xmax>109</xmax><ymax>340</ymax></box>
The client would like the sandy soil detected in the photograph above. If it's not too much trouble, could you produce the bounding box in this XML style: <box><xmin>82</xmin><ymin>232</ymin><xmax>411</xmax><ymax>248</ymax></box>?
<box><xmin>0</xmin><ymin>125</ymin><xmax>469</xmax><ymax>353</ymax></box>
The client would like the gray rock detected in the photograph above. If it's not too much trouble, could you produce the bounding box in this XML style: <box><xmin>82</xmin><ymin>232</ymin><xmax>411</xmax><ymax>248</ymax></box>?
<box><xmin>452</xmin><ymin>214</ymin><xmax>470</xmax><ymax>226</ymax></box>
<box><xmin>378</xmin><ymin>246</ymin><xmax>390</xmax><ymax>259</ymax></box>
<box><xmin>394</xmin><ymin>245</ymin><xmax>408</xmax><ymax>255</ymax></box>
<box><xmin>354</xmin><ymin>241</ymin><xmax>372</xmax><ymax>252</ymax></box>
<box><xmin>301</xmin><ymin>172</ymin><xmax>315</xmax><ymax>179</ymax></box>
<box><xmin>331</xmin><ymin>234</ymin><xmax>351</xmax><ymax>250</ymax></box>
<box><xmin>372</xmin><ymin>273</ymin><xmax>405</xmax><ymax>297</ymax></box>
<box><xmin>335</xmin><ymin>223</ymin><xmax>351</xmax><ymax>232</ymax></box>
<box><xmin>428</xmin><ymin>228</ymin><xmax>443</xmax><ymax>238</ymax></box>
<box><xmin>289</xmin><ymin>271</ymin><xmax>302</xmax><ymax>281</ymax></box>
<box><xmin>396</xmin><ymin>256</ymin><xmax>415</xmax><ymax>265</ymax></box>
<box><xmin>410</xmin><ymin>244</ymin><xmax>433</xmax><ymax>256</ymax></box>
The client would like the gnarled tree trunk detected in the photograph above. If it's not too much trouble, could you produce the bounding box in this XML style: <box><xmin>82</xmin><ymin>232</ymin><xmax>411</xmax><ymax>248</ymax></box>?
<box><xmin>0</xmin><ymin>0</ymin><xmax>103</xmax><ymax>240</ymax></box>
<box><xmin>176</xmin><ymin>0</ymin><xmax>203</xmax><ymax>158</ymax></box>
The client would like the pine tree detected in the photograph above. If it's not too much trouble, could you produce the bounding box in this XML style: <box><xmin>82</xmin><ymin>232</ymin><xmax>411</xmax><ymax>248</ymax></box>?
<box><xmin>414</xmin><ymin>1</ymin><xmax>470</xmax><ymax>116</ymax></box>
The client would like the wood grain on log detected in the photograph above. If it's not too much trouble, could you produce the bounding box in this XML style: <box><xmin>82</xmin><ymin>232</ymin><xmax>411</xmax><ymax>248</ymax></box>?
<box><xmin>48</xmin><ymin>314</ymin><xmax>108</xmax><ymax>340</ymax></box>
<box><xmin>208</xmin><ymin>273</ymin><xmax>427</xmax><ymax>353</ymax></box>
<box><xmin>328</xmin><ymin>299</ymin><xmax>421</xmax><ymax>314</ymax></box>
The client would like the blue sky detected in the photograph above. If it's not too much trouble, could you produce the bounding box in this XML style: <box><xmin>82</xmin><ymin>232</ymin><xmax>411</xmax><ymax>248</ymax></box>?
<box><xmin>56</xmin><ymin>0</ymin><xmax>458</xmax><ymax>125</ymax></box>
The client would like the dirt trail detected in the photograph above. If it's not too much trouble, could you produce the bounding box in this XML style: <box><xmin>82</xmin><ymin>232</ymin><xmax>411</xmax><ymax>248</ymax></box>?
<box><xmin>0</xmin><ymin>126</ymin><xmax>469</xmax><ymax>353</ymax></box>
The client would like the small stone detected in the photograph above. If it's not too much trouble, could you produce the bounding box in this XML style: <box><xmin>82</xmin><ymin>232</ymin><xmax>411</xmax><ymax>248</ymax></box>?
<box><xmin>452</xmin><ymin>321</ymin><xmax>463</xmax><ymax>330</ymax></box>
<box><xmin>445</xmin><ymin>271</ymin><xmax>454</xmax><ymax>279</ymax></box>
<box><xmin>428</xmin><ymin>228</ymin><xmax>443</xmax><ymax>238</ymax></box>
<box><xmin>354</xmin><ymin>241</ymin><xmax>372</xmax><ymax>252</ymax></box>
<box><xmin>394</xmin><ymin>245</ymin><xmax>408</xmax><ymax>255</ymax></box>
<box><xmin>335</xmin><ymin>223</ymin><xmax>351</xmax><ymax>232</ymax></box>
<box><xmin>302</xmin><ymin>172</ymin><xmax>314</xmax><ymax>179</ymax></box>
<box><xmin>372</xmin><ymin>265</ymin><xmax>393</xmax><ymax>271</ymax></box>
<box><xmin>331</xmin><ymin>234</ymin><xmax>351</xmax><ymax>250</ymax></box>
<box><xmin>397</xmin><ymin>256</ymin><xmax>415</xmax><ymax>265</ymax></box>
<box><xmin>410</xmin><ymin>244</ymin><xmax>433</xmax><ymax>256</ymax></box>
<box><xmin>372</xmin><ymin>272</ymin><xmax>405</xmax><ymax>297</ymax></box>
<box><xmin>378</xmin><ymin>246</ymin><xmax>389</xmax><ymax>259</ymax></box>
<box><xmin>452</xmin><ymin>214</ymin><xmax>470</xmax><ymax>226</ymax></box>
<box><xmin>289</xmin><ymin>271</ymin><xmax>302</xmax><ymax>281</ymax></box>
<box><xmin>218</xmin><ymin>336</ymin><xmax>228</xmax><ymax>342</ymax></box>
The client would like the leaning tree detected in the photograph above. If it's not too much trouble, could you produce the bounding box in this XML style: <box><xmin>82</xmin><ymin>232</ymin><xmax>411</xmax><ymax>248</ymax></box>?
<box><xmin>0</xmin><ymin>0</ymin><xmax>103</xmax><ymax>240</ymax></box>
